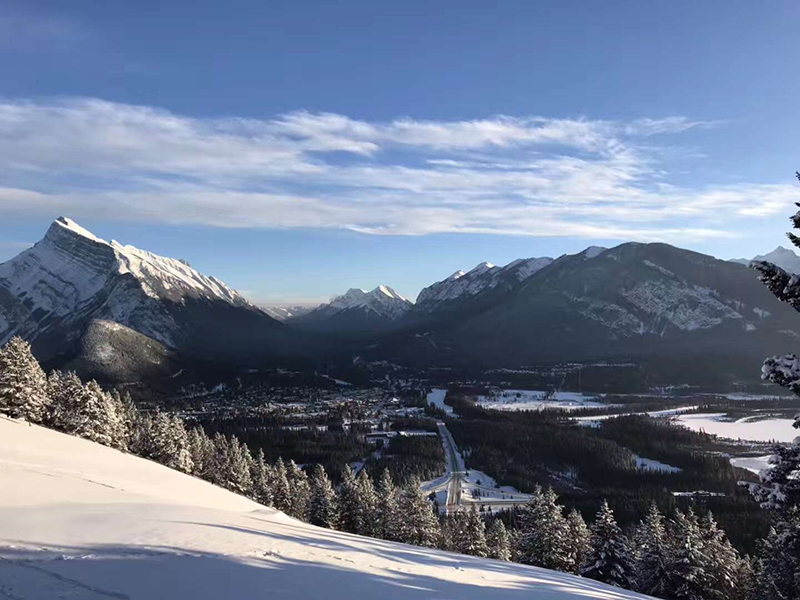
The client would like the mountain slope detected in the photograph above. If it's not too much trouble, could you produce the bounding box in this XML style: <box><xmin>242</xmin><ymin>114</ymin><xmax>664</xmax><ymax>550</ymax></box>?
<box><xmin>0</xmin><ymin>218</ymin><xmax>316</xmax><ymax>378</ymax></box>
<box><xmin>413</xmin><ymin>256</ymin><xmax>555</xmax><ymax>316</ymax></box>
<box><xmin>375</xmin><ymin>243</ymin><xmax>800</xmax><ymax>385</ymax></box>
<box><xmin>0</xmin><ymin>416</ymin><xmax>651</xmax><ymax>600</ymax></box>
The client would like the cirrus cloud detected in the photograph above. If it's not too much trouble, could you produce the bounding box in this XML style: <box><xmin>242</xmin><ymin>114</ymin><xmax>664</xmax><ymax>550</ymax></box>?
<box><xmin>0</xmin><ymin>97</ymin><xmax>795</xmax><ymax>243</ymax></box>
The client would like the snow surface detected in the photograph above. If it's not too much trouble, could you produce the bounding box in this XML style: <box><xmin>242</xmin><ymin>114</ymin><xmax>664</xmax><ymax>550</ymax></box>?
<box><xmin>730</xmin><ymin>455</ymin><xmax>774</xmax><ymax>475</ymax></box>
<box><xmin>426</xmin><ymin>388</ymin><xmax>454</xmax><ymax>415</ymax></box>
<box><xmin>674</xmin><ymin>413</ymin><xmax>797</xmax><ymax>443</ymax></box>
<box><xmin>0</xmin><ymin>417</ymin><xmax>652</xmax><ymax>600</ymax></box>
<box><xmin>633</xmin><ymin>456</ymin><xmax>682</xmax><ymax>473</ymax></box>
<box><xmin>477</xmin><ymin>389</ymin><xmax>607</xmax><ymax>412</ymax></box>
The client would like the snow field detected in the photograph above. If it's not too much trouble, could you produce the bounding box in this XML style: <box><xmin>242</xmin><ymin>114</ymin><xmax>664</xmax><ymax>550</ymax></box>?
<box><xmin>0</xmin><ymin>416</ymin><xmax>653</xmax><ymax>599</ymax></box>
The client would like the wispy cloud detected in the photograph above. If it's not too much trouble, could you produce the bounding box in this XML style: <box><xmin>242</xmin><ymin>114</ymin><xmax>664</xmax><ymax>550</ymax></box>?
<box><xmin>0</xmin><ymin>97</ymin><xmax>794</xmax><ymax>242</ymax></box>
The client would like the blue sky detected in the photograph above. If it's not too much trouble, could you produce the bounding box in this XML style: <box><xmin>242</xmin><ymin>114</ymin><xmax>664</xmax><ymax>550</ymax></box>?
<box><xmin>1</xmin><ymin>1</ymin><xmax>800</xmax><ymax>305</ymax></box>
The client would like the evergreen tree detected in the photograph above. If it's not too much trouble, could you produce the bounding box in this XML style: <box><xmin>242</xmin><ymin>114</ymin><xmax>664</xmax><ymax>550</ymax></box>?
<box><xmin>517</xmin><ymin>486</ymin><xmax>572</xmax><ymax>571</ymax></box>
<box><xmin>376</xmin><ymin>468</ymin><xmax>400</xmax><ymax>541</ymax></box>
<box><xmin>227</xmin><ymin>436</ymin><xmax>253</xmax><ymax>495</ymax></box>
<box><xmin>664</xmin><ymin>509</ymin><xmax>712</xmax><ymax>600</ymax></box>
<box><xmin>458</xmin><ymin>505</ymin><xmax>488</xmax><ymax>557</ymax></box>
<box><xmin>699</xmin><ymin>512</ymin><xmax>740</xmax><ymax>599</ymax></box>
<box><xmin>338</xmin><ymin>465</ymin><xmax>361</xmax><ymax>534</ymax></box>
<box><xmin>47</xmin><ymin>370</ymin><xmax>85</xmax><ymax>433</ymax></box>
<box><xmin>396</xmin><ymin>476</ymin><xmax>440</xmax><ymax>547</ymax></box>
<box><xmin>0</xmin><ymin>336</ymin><xmax>49</xmax><ymax>423</ymax></box>
<box><xmin>271</xmin><ymin>458</ymin><xmax>292</xmax><ymax>514</ymax></box>
<box><xmin>286</xmin><ymin>460</ymin><xmax>310</xmax><ymax>520</ymax></box>
<box><xmin>486</xmin><ymin>518</ymin><xmax>511</xmax><ymax>561</ymax></box>
<box><xmin>308</xmin><ymin>464</ymin><xmax>339</xmax><ymax>529</ymax></box>
<box><xmin>581</xmin><ymin>500</ymin><xmax>634</xmax><ymax>590</ymax></box>
<box><xmin>566</xmin><ymin>509</ymin><xmax>591</xmax><ymax>574</ymax></box>
<box><xmin>355</xmin><ymin>469</ymin><xmax>379</xmax><ymax>537</ymax></box>
<box><xmin>210</xmin><ymin>432</ymin><xmax>231</xmax><ymax>488</ymax></box>
<box><xmin>633</xmin><ymin>503</ymin><xmax>670</xmax><ymax>598</ymax></box>
<box><xmin>250</xmin><ymin>448</ymin><xmax>273</xmax><ymax>506</ymax></box>
<box><xmin>188</xmin><ymin>426</ymin><xmax>212</xmax><ymax>478</ymax></box>
<box><xmin>755</xmin><ymin>510</ymin><xmax>800</xmax><ymax>600</ymax></box>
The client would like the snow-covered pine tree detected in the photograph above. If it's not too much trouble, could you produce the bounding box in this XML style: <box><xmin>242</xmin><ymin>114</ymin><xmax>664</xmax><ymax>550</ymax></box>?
<box><xmin>0</xmin><ymin>336</ymin><xmax>50</xmax><ymax>423</ymax></box>
<box><xmin>633</xmin><ymin>502</ymin><xmax>671</xmax><ymax>598</ymax></box>
<box><xmin>396</xmin><ymin>476</ymin><xmax>440</xmax><ymax>548</ymax></box>
<box><xmin>227</xmin><ymin>435</ymin><xmax>253</xmax><ymax>496</ymax></box>
<box><xmin>376</xmin><ymin>468</ymin><xmax>400</xmax><ymax>541</ymax></box>
<box><xmin>355</xmin><ymin>469</ymin><xmax>379</xmax><ymax>537</ymax></box>
<box><xmin>105</xmin><ymin>390</ymin><xmax>129</xmax><ymax>451</ymax></box>
<box><xmin>250</xmin><ymin>448</ymin><xmax>273</xmax><ymax>506</ymax></box>
<box><xmin>76</xmin><ymin>380</ymin><xmax>116</xmax><ymax>446</ymax></box>
<box><xmin>47</xmin><ymin>370</ymin><xmax>85</xmax><ymax>433</ymax></box>
<box><xmin>187</xmin><ymin>426</ymin><xmax>211</xmax><ymax>478</ymax></box>
<box><xmin>664</xmin><ymin>509</ymin><xmax>712</xmax><ymax>600</ymax></box>
<box><xmin>699</xmin><ymin>512</ymin><xmax>741</xmax><ymax>599</ymax></box>
<box><xmin>286</xmin><ymin>460</ymin><xmax>310</xmax><ymax>520</ymax></box>
<box><xmin>168</xmin><ymin>415</ymin><xmax>194</xmax><ymax>474</ymax></box>
<box><xmin>566</xmin><ymin>509</ymin><xmax>590</xmax><ymax>574</ymax></box>
<box><xmin>271</xmin><ymin>457</ymin><xmax>292</xmax><ymax>514</ymax></box>
<box><xmin>517</xmin><ymin>486</ymin><xmax>572</xmax><ymax>571</ymax></box>
<box><xmin>338</xmin><ymin>465</ymin><xmax>361</xmax><ymax>534</ymax></box>
<box><xmin>754</xmin><ymin>511</ymin><xmax>800</xmax><ymax>600</ymax></box>
<box><xmin>210</xmin><ymin>432</ymin><xmax>231</xmax><ymax>488</ymax></box>
<box><xmin>460</xmin><ymin>505</ymin><xmax>489</xmax><ymax>557</ymax></box>
<box><xmin>580</xmin><ymin>500</ymin><xmax>634</xmax><ymax>590</ymax></box>
<box><xmin>486</xmin><ymin>518</ymin><xmax>512</xmax><ymax>561</ymax></box>
<box><xmin>308</xmin><ymin>464</ymin><xmax>339</xmax><ymax>529</ymax></box>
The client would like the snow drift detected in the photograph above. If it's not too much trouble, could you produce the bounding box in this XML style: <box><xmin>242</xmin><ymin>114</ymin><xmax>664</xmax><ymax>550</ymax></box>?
<box><xmin>0</xmin><ymin>416</ymin><xmax>652</xmax><ymax>599</ymax></box>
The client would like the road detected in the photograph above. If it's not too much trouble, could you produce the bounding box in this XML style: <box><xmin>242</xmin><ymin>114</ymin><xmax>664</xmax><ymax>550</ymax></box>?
<box><xmin>430</xmin><ymin>421</ymin><xmax>532</xmax><ymax>514</ymax></box>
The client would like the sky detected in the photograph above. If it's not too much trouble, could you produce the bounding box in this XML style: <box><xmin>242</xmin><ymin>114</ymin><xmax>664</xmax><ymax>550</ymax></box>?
<box><xmin>2</xmin><ymin>1</ymin><xmax>800</xmax><ymax>306</ymax></box>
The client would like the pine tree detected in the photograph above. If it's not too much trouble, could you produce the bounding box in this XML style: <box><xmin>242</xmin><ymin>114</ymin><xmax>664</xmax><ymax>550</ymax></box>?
<box><xmin>396</xmin><ymin>476</ymin><xmax>440</xmax><ymax>548</ymax></box>
<box><xmin>633</xmin><ymin>503</ymin><xmax>670</xmax><ymax>598</ymax></box>
<box><xmin>699</xmin><ymin>512</ymin><xmax>740</xmax><ymax>600</ymax></box>
<box><xmin>517</xmin><ymin>486</ymin><xmax>572</xmax><ymax>571</ymax></box>
<box><xmin>754</xmin><ymin>510</ymin><xmax>800</xmax><ymax>600</ymax></box>
<box><xmin>251</xmin><ymin>448</ymin><xmax>273</xmax><ymax>506</ymax></box>
<box><xmin>338</xmin><ymin>465</ymin><xmax>361</xmax><ymax>534</ymax></box>
<box><xmin>308</xmin><ymin>464</ymin><xmax>339</xmax><ymax>529</ymax></box>
<box><xmin>47</xmin><ymin>370</ymin><xmax>85</xmax><ymax>433</ymax></box>
<box><xmin>355</xmin><ymin>469</ymin><xmax>379</xmax><ymax>537</ymax></box>
<box><xmin>458</xmin><ymin>505</ymin><xmax>488</xmax><ymax>557</ymax></box>
<box><xmin>486</xmin><ymin>518</ymin><xmax>511</xmax><ymax>561</ymax></box>
<box><xmin>188</xmin><ymin>426</ymin><xmax>213</xmax><ymax>478</ymax></box>
<box><xmin>227</xmin><ymin>436</ymin><xmax>253</xmax><ymax>495</ymax></box>
<box><xmin>286</xmin><ymin>460</ymin><xmax>310</xmax><ymax>520</ymax></box>
<box><xmin>376</xmin><ymin>468</ymin><xmax>400</xmax><ymax>541</ymax></box>
<box><xmin>210</xmin><ymin>432</ymin><xmax>231</xmax><ymax>488</ymax></box>
<box><xmin>0</xmin><ymin>336</ymin><xmax>50</xmax><ymax>423</ymax></box>
<box><xmin>271</xmin><ymin>458</ymin><xmax>292</xmax><ymax>514</ymax></box>
<box><xmin>566</xmin><ymin>509</ymin><xmax>591</xmax><ymax>574</ymax></box>
<box><xmin>581</xmin><ymin>500</ymin><xmax>634</xmax><ymax>590</ymax></box>
<box><xmin>76</xmin><ymin>380</ymin><xmax>116</xmax><ymax>446</ymax></box>
<box><xmin>664</xmin><ymin>509</ymin><xmax>712</xmax><ymax>600</ymax></box>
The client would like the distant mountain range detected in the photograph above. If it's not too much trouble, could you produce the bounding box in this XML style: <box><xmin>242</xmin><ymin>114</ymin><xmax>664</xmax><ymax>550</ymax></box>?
<box><xmin>2</xmin><ymin>217</ymin><xmax>799</xmax><ymax>386</ymax></box>
<box><xmin>730</xmin><ymin>246</ymin><xmax>800</xmax><ymax>274</ymax></box>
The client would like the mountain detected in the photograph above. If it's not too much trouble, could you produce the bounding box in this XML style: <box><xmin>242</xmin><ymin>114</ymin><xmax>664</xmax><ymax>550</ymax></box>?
<box><xmin>413</xmin><ymin>255</ymin><xmax>556</xmax><ymax>317</ymax></box>
<box><xmin>731</xmin><ymin>246</ymin><xmax>800</xmax><ymax>274</ymax></box>
<box><xmin>0</xmin><ymin>217</ymin><xmax>315</xmax><ymax>380</ymax></box>
<box><xmin>0</xmin><ymin>416</ymin><xmax>651</xmax><ymax>600</ymax></box>
<box><xmin>291</xmin><ymin>285</ymin><xmax>413</xmax><ymax>338</ymax></box>
<box><xmin>374</xmin><ymin>243</ymin><xmax>800</xmax><ymax>386</ymax></box>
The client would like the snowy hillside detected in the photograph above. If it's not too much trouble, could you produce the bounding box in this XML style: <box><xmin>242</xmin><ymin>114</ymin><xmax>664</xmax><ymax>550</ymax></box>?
<box><xmin>0</xmin><ymin>416</ymin><xmax>652</xmax><ymax>599</ymax></box>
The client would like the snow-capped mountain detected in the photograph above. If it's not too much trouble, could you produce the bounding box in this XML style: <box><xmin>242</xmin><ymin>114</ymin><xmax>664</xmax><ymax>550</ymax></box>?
<box><xmin>731</xmin><ymin>246</ymin><xmax>800</xmax><ymax>274</ymax></box>
<box><xmin>414</xmin><ymin>256</ymin><xmax>554</xmax><ymax>314</ymax></box>
<box><xmin>0</xmin><ymin>217</ymin><xmax>311</xmax><ymax>379</ymax></box>
<box><xmin>291</xmin><ymin>285</ymin><xmax>413</xmax><ymax>339</ymax></box>
<box><xmin>374</xmin><ymin>242</ymin><xmax>800</xmax><ymax>385</ymax></box>
<box><xmin>0</xmin><ymin>416</ymin><xmax>649</xmax><ymax>600</ymax></box>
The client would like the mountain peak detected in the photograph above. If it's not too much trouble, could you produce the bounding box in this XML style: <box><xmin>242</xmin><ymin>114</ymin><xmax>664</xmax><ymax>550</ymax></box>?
<box><xmin>51</xmin><ymin>217</ymin><xmax>106</xmax><ymax>244</ymax></box>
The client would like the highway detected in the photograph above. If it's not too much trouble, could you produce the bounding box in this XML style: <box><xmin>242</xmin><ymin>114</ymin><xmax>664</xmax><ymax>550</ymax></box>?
<box><xmin>431</xmin><ymin>421</ymin><xmax>532</xmax><ymax>514</ymax></box>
